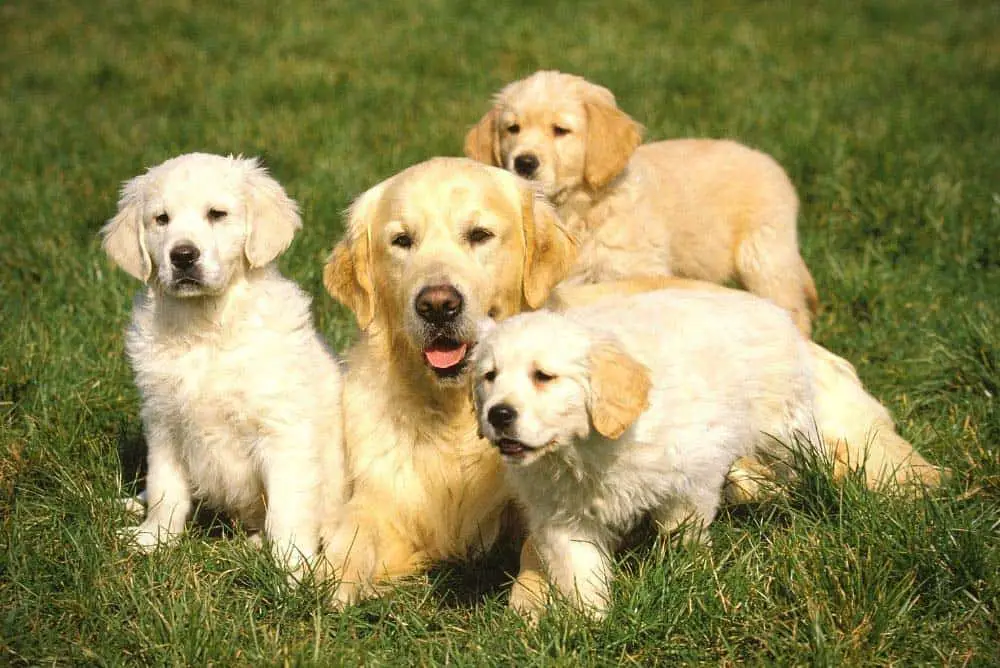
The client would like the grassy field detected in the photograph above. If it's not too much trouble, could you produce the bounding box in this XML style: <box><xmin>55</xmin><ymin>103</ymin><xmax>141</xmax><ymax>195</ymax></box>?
<box><xmin>2</xmin><ymin>0</ymin><xmax>998</xmax><ymax>664</ymax></box>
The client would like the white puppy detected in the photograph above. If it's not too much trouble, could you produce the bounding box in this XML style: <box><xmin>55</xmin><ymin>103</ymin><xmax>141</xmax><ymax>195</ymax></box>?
<box><xmin>101</xmin><ymin>153</ymin><xmax>345</xmax><ymax>577</ymax></box>
<box><xmin>473</xmin><ymin>289</ymin><xmax>825</xmax><ymax>618</ymax></box>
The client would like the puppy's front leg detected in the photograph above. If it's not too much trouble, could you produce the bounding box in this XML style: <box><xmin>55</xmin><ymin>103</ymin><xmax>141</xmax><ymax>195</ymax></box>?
<box><xmin>122</xmin><ymin>420</ymin><xmax>190</xmax><ymax>551</ymax></box>
<box><xmin>509</xmin><ymin>537</ymin><xmax>550</xmax><ymax>622</ymax></box>
<box><xmin>262</xmin><ymin>433</ymin><xmax>322</xmax><ymax>580</ymax></box>
<box><xmin>537</xmin><ymin>528</ymin><xmax>612</xmax><ymax>619</ymax></box>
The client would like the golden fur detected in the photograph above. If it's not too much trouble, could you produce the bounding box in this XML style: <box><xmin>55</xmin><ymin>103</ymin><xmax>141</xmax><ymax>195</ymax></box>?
<box><xmin>465</xmin><ymin>70</ymin><xmax>818</xmax><ymax>335</ymax></box>
<box><xmin>319</xmin><ymin>157</ymin><xmax>576</xmax><ymax>605</ymax></box>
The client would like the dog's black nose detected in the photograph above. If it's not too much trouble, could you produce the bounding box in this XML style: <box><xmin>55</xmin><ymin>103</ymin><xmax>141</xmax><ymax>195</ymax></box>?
<box><xmin>169</xmin><ymin>244</ymin><xmax>200</xmax><ymax>270</ymax></box>
<box><xmin>513</xmin><ymin>154</ymin><xmax>539</xmax><ymax>178</ymax></box>
<box><xmin>487</xmin><ymin>403</ymin><xmax>518</xmax><ymax>430</ymax></box>
<box><xmin>415</xmin><ymin>285</ymin><xmax>464</xmax><ymax>325</ymax></box>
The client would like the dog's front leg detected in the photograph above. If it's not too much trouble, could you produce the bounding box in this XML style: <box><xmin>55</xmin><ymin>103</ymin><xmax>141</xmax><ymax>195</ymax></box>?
<box><xmin>262</xmin><ymin>434</ymin><xmax>322</xmax><ymax>580</ymax></box>
<box><xmin>536</xmin><ymin>528</ymin><xmax>612</xmax><ymax>619</ymax></box>
<box><xmin>122</xmin><ymin>420</ymin><xmax>190</xmax><ymax>551</ymax></box>
<box><xmin>509</xmin><ymin>536</ymin><xmax>550</xmax><ymax>622</ymax></box>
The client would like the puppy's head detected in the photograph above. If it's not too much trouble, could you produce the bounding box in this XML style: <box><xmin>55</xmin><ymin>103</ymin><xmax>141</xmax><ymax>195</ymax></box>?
<box><xmin>323</xmin><ymin>157</ymin><xmax>576</xmax><ymax>386</ymax></box>
<box><xmin>472</xmin><ymin>311</ymin><xmax>651</xmax><ymax>466</ymax></box>
<box><xmin>464</xmin><ymin>71</ymin><xmax>643</xmax><ymax>201</ymax></box>
<box><xmin>101</xmin><ymin>153</ymin><xmax>301</xmax><ymax>296</ymax></box>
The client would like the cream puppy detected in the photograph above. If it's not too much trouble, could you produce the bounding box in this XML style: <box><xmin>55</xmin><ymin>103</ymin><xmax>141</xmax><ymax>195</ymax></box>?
<box><xmin>473</xmin><ymin>288</ymin><xmax>941</xmax><ymax>619</ymax></box>
<box><xmin>101</xmin><ymin>153</ymin><xmax>345</xmax><ymax>577</ymax></box>
<box><xmin>465</xmin><ymin>70</ymin><xmax>818</xmax><ymax>335</ymax></box>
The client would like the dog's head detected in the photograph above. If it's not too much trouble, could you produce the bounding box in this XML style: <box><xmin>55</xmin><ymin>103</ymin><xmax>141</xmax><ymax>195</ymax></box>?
<box><xmin>464</xmin><ymin>71</ymin><xmax>643</xmax><ymax>201</ymax></box>
<box><xmin>101</xmin><ymin>153</ymin><xmax>301</xmax><ymax>297</ymax></box>
<box><xmin>472</xmin><ymin>311</ymin><xmax>651</xmax><ymax>466</ymax></box>
<box><xmin>324</xmin><ymin>157</ymin><xmax>576</xmax><ymax>386</ymax></box>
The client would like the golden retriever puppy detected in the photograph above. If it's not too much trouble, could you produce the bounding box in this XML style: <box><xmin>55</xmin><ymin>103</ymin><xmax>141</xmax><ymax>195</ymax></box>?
<box><xmin>465</xmin><ymin>70</ymin><xmax>818</xmax><ymax>335</ymax></box>
<box><xmin>473</xmin><ymin>289</ymin><xmax>942</xmax><ymax>619</ymax></box>
<box><xmin>319</xmin><ymin>157</ymin><xmax>576</xmax><ymax>605</ymax></box>
<box><xmin>101</xmin><ymin>153</ymin><xmax>345</xmax><ymax>577</ymax></box>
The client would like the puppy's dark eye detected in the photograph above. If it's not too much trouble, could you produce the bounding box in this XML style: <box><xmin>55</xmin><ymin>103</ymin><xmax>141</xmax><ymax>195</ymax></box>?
<box><xmin>467</xmin><ymin>227</ymin><xmax>495</xmax><ymax>245</ymax></box>
<box><xmin>391</xmin><ymin>232</ymin><xmax>413</xmax><ymax>249</ymax></box>
<box><xmin>533</xmin><ymin>369</ymin><xmax>556</xmax><ymax>384</ymax></box>
<box><xmin>553</xmin><ymin>125</ymin><xmax>571</xmax><ymax>137</ymax></box>
<box><xmin>507</xmin><ymin>124</ymin><xmax>521</xmax><ymax>135</ymax></box>
<box><xmin>207</xmin><ymin>208</ymin><xmax>228</xmax><ymax>221</ymax></box>
<box><xmin>155</xmin><ymin>213</ymin><xmax>170</xmax><ymax>225</ymax></box>
<box><xmin>483</xmin><ymin>369</ymin><xmax>497</xmax><ymax>383</ymax></box>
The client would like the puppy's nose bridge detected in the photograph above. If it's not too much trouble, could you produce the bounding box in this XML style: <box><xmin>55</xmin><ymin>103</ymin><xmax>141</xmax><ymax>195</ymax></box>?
<box><xmin>169</xmin><ymin>243</ymin><xmax>200</xmax><ymax>269</ymax></box>
<box><xmin>487</xmin><ymin>402</ymin><xmax>518</xmax><ymax>430</ymax></box>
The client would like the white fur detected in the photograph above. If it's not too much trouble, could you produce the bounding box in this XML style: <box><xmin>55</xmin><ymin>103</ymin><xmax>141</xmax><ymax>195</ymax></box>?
<box><xmin>102</xmin><ymin>153</ymin><xmax>345</xmax><ymax>577</ymax></box>
<box><xmin>473</xmin><ymin>289</ymin><xmax>824</xmax><ymax>617</ymax></box>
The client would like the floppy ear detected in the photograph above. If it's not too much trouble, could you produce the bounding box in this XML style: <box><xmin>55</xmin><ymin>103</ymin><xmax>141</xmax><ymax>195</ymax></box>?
<box><xmin>463</xmin><ymin>107</ymin><xmax>502</xmax><ymax>166</ymax></box>
<box><xmin>583</xmin><ymin>101</ymin><xmax>642</xmax><ymax>190</ymax></box>
<box><xmin>521</xmin><ymin>188</ymin><xmax>577</xmax><ymax>308</ymax></box>
<box><xmin>587</xmin><ymin>339</ymin><xmax>651</xmax><ymax>439</ymax></box>
<box><xmin>322</xmin><ymin>183</ymin><xmax>384</xmax><ymax>329</ymax></box>
<box><xmin>243</xmin><ymin>159</ymin><xmax>302</xmax><ymax>268</ymax></box>
<box><xmin>101</xmin><ymin>174</ymin><xmax>151</xmax><ymax>282</ymax></box>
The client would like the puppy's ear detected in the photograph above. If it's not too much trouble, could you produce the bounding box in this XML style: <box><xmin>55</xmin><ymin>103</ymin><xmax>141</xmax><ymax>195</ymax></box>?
<box><xmin>521</xmin><ymin>188</ymin><xmax>578</xmax><ymax>308</ymax></box>
<box><xmin>101</xmin><ymin>174</ymin><xmax>152</xmax><ymax>282</ymax></box>
<box><xmin>464</xmin><ymin>107</ymin><xmax>502</xmax><ymax>166</ymax></box>
<box><xmin>322</xmin><ymin>183</ymin><xmax>384</xmax><ymax>329</ymax></box>
<box><xmin>243</xmin><ymin>159</ymin><xmax>302</xmax><ymax>268</ymax></box>
<box><xmin>587</xmin><ymin>339</ymin><xmax>651</xmax><ymax>439</ymax></box>
<box><xmin>583</xmin><ymin>101</ymin><xmax>642</xmax><ymax>190</ymax></box>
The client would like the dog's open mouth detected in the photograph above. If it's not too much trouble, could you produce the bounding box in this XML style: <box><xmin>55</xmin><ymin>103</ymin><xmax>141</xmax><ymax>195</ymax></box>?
<box><xmin>495</xmin><ymin>438</ymin><xmax>535</xmax><ymax>459</ymax></box>
<box><xmin>423</xmin><ymin>337</ymin><xmax>470</xmax><ymax>377</ymax></box>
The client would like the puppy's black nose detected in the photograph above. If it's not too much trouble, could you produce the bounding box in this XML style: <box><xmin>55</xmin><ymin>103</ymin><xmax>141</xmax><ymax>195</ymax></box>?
<box><xmin>415</xmin><ymin>285</ymin><xmax>464</xmax><ymax>325</ymax></box>
<box><xmin>487</xmin><ymin>403</ymin><xmax>518</xmax><ymax>430</ymax></box>
<box><xmin>169</xmin><ymin>244</ymin><xmax>200</xmax><ymax>270</ymax></box>
<box><xmin>513</xmin><ymin>154</ymin><xmax>539</xmax><ymax>178</ymax></box>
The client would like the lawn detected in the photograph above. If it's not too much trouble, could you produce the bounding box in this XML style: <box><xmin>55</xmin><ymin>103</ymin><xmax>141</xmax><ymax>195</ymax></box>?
<box><xmin>2</xmin><ymin>0</ymin><xmax>998</xmax><ymax>664</ymax></box>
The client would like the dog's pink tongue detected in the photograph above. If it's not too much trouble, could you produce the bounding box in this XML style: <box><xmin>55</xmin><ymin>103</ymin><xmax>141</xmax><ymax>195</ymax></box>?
<box><xmin>424</xmin><ymin>342</ymin><xmax>468</xmax><ymax>369</ymax></box>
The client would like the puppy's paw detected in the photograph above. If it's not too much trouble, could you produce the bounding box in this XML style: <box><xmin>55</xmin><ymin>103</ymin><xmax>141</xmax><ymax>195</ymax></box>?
<box><xmin>118</xmin><ymin>522</ymin><xmax>178</xmax><ymax>553</ymax></box>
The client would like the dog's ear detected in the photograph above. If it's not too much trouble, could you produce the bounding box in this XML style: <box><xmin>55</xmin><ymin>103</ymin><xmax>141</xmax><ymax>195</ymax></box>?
<box><xmin>583</xmin><ymin>101</ymin><xmax>642</xmax><ymax>190</ymax></box>
<box><xmin>243</xmin><ymin>159</ymin><xmax>302</xmax><ymax>268</ymax></box>
<box><xmin>101</xmin><ymin>174</ymin><xmax>152</xmax><ymax>282</ymax></box>
<box><xmin>520</xmin><ymin>188</ymin><xmax>578</xmax><ymax>308</ymax></box>
<box><xmin>323</xmin><ymin>184</ymin><xmax>384</xmax><ymax>329</ymax></box>
<box><xmin>464</xmin><ymin>107</ymin><xmax>502</xmax><ymax>166</ymax></box>
<box><xmin>587</xmin><ymin>339</ymin><xmax>651</xmax><ymax>439</ymax></box>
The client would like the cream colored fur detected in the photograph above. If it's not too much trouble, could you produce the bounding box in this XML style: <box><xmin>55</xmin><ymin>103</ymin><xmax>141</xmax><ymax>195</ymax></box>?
<box><xmin>473</xmin><ymin>288</ymin><xmax>942</xmax><ymax>619</ymax></box>
<box><xmin>465</xmin><ymin>70</ymin><xmax>819</xmax><ymax>336</ymax></box>
<box><xmin>319</xmin><ymin>157</ymin><xmax>576</xmax><ymax>605</ymax></box>
<box><xmin>102</xmin><ymin>153</ymin><xmax>345</xmax><ymax>577</ymax></box>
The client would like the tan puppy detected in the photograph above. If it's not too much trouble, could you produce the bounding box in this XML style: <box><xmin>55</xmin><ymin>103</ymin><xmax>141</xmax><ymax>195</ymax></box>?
<box><xmin>465</xmin><ymin>70</ymin><xmax>818</xmax><ymax>335</ymax></box>
<box><xmin>319</xmin><ymin>157</ymin><xmax>576</xmax><ymax>605</ymax></box>
<box><xmin>102</xmin><ymin>153</ymin><xmax>346</xmax><ymax>578</ymax></box>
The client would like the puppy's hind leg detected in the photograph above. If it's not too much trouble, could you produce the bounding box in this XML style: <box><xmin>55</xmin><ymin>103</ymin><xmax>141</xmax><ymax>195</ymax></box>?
<box><xmin>735</xmin><ymin>226</ymin><xmax>817</xmax><ymax>337</ymax></box>
<box><xmin>652</xmin><ymin>486</ymin><xmax>722</xmax><ymax>547</ymax></box>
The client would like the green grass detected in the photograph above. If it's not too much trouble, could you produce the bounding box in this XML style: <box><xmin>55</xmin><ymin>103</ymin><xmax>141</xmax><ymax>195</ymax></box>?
<box><xmin>2</xmin><ymin>0</ymin><xmax>998</xmax><ymax>664</ymax></box>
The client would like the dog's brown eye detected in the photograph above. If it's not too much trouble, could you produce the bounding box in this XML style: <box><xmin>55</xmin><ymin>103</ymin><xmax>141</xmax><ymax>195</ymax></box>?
<box><xmin>207</xmin><ymin>208</ymin><xmax>228</xmax><ymax>221</ymax></box>
<box><xmin>467</xmin><ymin>227</ymin><xmax>494</xmax><ymax>245</ymax></box>
<box><xmin>483</xmin><ymin>369</ymin><xmax>497</xmax><ymax>383</ymax></box>
<box><xmin>553</xmin><ymin>125</ymin><xmax>571</xmax><ymax>137</ymax></box>
<box><xmin>391</xmin><ymin>232</ymin><xmax>413</xmax><ymax>249</ymax></box>
<box><xmin>155</xmin><ymin>213</ymin><xmax>170</xmax><ymax>225</ymax></box>
<box><xmin>507</xmin><ymin>124</ymin><xmax>520</xmax><ymax>135</ymax></box>
<box><xmin>533</xmin><ymin>369</ymin><xmax>556</xmax><ymax>384</ymax></box>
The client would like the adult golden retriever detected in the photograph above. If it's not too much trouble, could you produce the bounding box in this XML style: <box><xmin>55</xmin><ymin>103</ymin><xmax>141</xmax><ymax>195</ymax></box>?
<box><xmin>465</xmin><ymin>70</ymin><xmax>818</xmax><ymax>336</ymax></box>
<box><xmin>319</xmin><ymin>157</ymin><xmax>575</xmax><ymax>605</ymax></box>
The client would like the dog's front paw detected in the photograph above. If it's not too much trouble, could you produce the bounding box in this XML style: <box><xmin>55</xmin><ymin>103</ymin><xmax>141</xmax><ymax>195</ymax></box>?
<box><xmin>118</xmin><ymin>523</ymin><xmax>178</xmax><ymax>553</ymax></box>
<box><xmin>509</xmin><ymin>576</ymin><xmax>547</xmax><ymax>624</ymax></box>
